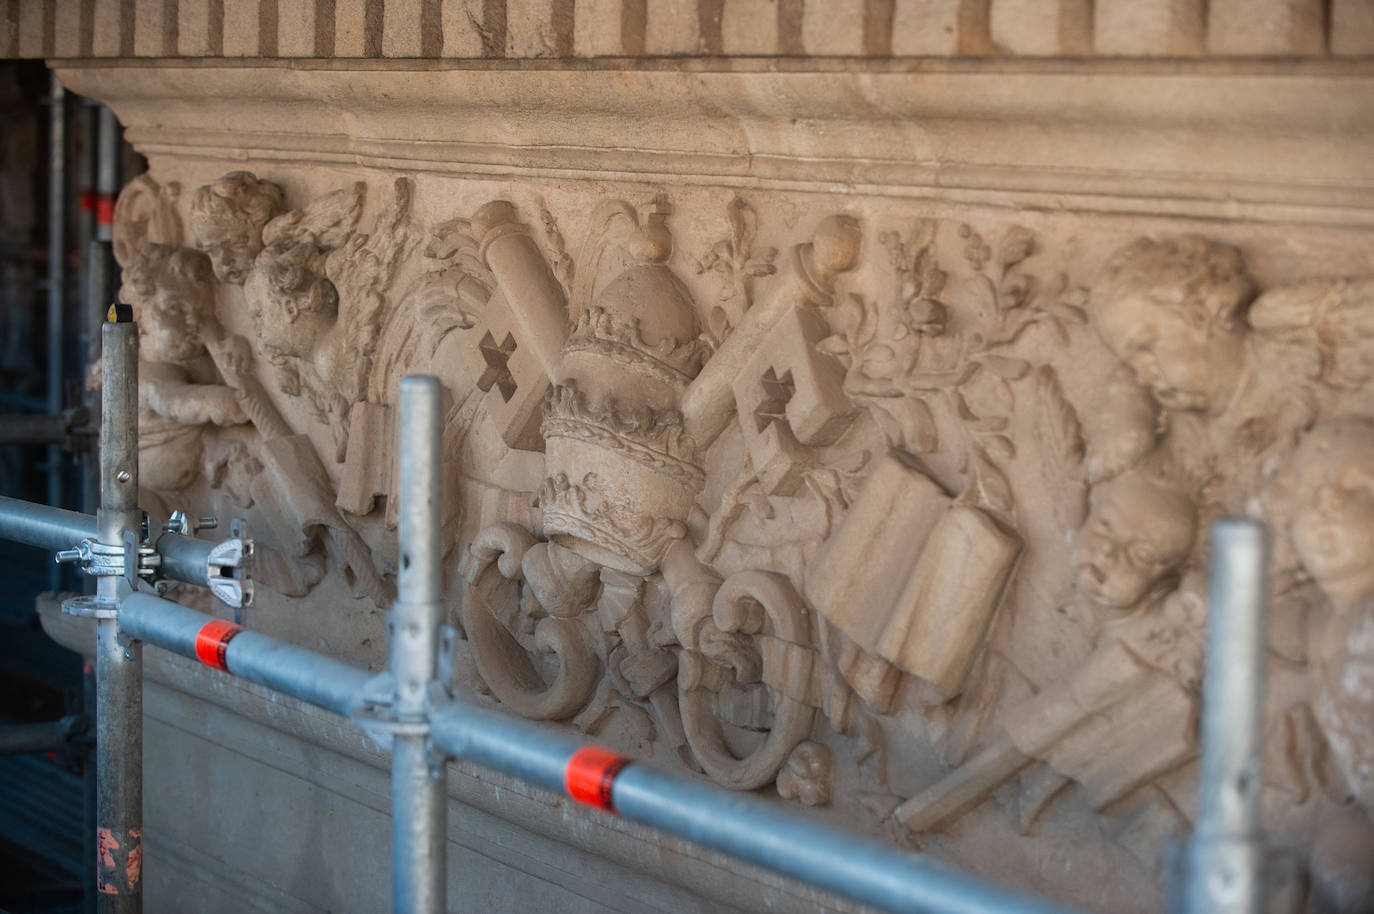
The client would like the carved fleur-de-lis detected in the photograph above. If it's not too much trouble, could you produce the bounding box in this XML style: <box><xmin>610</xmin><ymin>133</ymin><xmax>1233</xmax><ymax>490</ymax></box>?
<box><xmin>697</xmin><ymin>196</ymin><xmax>779</xmax><ymax>346</ymax></box>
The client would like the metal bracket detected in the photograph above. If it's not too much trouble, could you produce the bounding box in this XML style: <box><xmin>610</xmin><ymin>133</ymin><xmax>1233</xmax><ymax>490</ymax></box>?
<box><xmin>206</xmin><ymin>518</ymin><xmax>254</xmax><ymax>611</ymax></box>
<box><xmin>349</xmin><ymin>625</ymin><xmax>456</xmax><ymax>753</ymax></box>
<box><xmin>55</xmin><ymin>536</ymin><xmax>159</xmax><ymax>582</ymax></box>
<box><xmin>351</xmin><ymin>672</ymin><xmax>430</xmax><ymax>751</ymax></box>
<box><xmin>61</xmin><ymin>593</ymin><xmax>119</xmax><ymax>619</ymax></box>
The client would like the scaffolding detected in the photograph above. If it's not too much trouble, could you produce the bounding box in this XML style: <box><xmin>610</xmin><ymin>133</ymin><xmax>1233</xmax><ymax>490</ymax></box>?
<box><xmin>0</xmin><ymin>311</ymin><xmax>1271</xmax><ymax>914</ymax></box>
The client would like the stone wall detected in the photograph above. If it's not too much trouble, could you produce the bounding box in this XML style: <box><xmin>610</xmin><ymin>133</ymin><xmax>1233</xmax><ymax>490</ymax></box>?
<box><xmin>9</xmin><ymin>5</ymin><xmax>1374</xmax><ymax>912</ymax></box>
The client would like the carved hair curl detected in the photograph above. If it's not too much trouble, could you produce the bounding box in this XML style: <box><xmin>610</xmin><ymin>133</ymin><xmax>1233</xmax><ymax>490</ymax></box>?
<box><xmin>1097</xmin><ymin>235</ymin><xmax>1256</xmax><ymax>330</ymax></box>
<box><xmin>124</xmin><ymin>243</ymin><xmax>215</xmax><ymax>316</ymax></box>
<box><xmin>189</xmin><ymin>171</ymin><xmax>286</xmax><ymax>244</ymax></box>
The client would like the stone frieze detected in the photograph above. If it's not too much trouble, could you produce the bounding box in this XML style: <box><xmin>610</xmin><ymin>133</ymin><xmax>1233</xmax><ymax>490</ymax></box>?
<box><xmin>110</xmin><ymin>163</ymin><xmax>1374</xmax><ymax>913</ymax></box>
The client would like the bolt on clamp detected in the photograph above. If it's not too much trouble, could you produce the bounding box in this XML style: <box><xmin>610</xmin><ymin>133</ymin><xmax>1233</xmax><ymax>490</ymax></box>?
<box><xmin>163</xmin><ymin>509</ymin><xmax>218</xmax><ymax>537</ymax></box>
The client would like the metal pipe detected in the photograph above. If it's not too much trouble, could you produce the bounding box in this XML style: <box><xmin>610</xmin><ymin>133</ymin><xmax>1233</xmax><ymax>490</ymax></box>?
<box><xmin>428</xmin><ymin>701</ymin><xmax>1080</xmax><ymax>914</ymax></box>
<box><xmin>153</xmin><ymin>533</ymin><xmax>217</xmax><ymax>588</ymax></box>
<box><xmin>0</xmin><ymin>494</ymin><xmax>236</xmax><ymax>594</ymax></box>
<box><xmin>121</xmin><ymin>577</ymin><xmax>1077</xmax><ymax>914</ymax></box>
<box><xmin>1184</xmin><ymin>520</ymin><xmax>1269</xmax><ymax>914</ymax></box>
<box><xmin>118</xmin><ymin>593</ymin><xmax>371</xmax><ymax>718</ymax></box>
<box><xmin>0</xmin><ymin>495</ymin><xmax>97</xmax><ymax>551</ymax></box>
<box><xmin>96</xmin><ymin>318</ymin><xmax>142</xmax><ymax>912</ymax></box>
<box><xmin>47</xmin><ymin>72</ymin><xmax>67</xmax><ymax>591</ymax></box>
<box><xmin>391</xmin><ymin>375</ymin><xmax>447</xmax><ymax>914</ymax></box>
<box><xmin>0</xmin><ymin>411</ymin><xmax>93</xmax><ymax>447</ymax></box>
<box><xmin>85</xmin><ymin>105</ymin><xmax>120</xmax><ymax>519</ymax></box>
<box><xmin>0</xmin><ymin>715</ymin><xmax>86</xmax><ymax>755</ymax></box>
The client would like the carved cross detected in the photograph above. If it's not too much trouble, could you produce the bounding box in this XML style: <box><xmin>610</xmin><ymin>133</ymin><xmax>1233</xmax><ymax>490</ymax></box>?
<box><xmin>477</xmin><ymin>330</ymin><xmax>518</xmax><ymax>402</ymax></box>
<box><xmin>753</xmin><ymin>367</ymin><xmax>796</xmax><ymax>432</ymax></box>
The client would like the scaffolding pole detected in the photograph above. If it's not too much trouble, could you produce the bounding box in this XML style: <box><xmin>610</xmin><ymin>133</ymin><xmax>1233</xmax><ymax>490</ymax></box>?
<box><xmin>390</xmin><ymin>376</ymin><xmax>447</xmax><ymax>914</ymax></box>
<box><xmin>93</xmin><ymin>317</ymin><xmax>142</xmax><ymax>912</ymax></box>
<box><xmin>1183</xmin><ymin>520</ymin><xmax>1269</xmax><ymax>914</ymax></box>
<box><xmin>46</xmin><ymin>73</ymin><xmax>66</xmax><ymax>591</ymax></box>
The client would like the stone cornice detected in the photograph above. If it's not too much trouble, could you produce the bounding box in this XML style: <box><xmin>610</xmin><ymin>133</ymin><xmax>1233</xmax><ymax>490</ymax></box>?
<box><xmin>56</xmin><ymin>61</ymin><xmax>1374</xmax><ymax>227</ymax></box>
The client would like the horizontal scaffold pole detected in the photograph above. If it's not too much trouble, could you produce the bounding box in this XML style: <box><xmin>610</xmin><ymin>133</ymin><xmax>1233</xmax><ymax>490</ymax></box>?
<box><xmin>116</xmin><ymin>588</ymin><xmax>1080</xmax><ymax>914</ymax></box>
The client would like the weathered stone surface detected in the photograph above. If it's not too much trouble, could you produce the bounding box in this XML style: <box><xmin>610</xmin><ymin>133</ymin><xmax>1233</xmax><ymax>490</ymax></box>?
<box><xmin>13</xmin><ymin>3</ymin><xmax>1374</xmax><ymax>911</ymax></box>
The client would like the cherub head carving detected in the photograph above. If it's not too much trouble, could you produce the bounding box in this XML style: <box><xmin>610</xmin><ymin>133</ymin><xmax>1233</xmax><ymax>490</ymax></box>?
<box><xmin>243</xmin><ymin>241</ymin><xmax>338</xmax><ymax>362</ymax></box>
<box><xmin>122</xmin><ymin>243</ymin><xmax>217</xmax><ymax>366</ymax></box>
<box><xmin>1279</xmin><ymin>419</ymin><xmax>1374</xmax><ymax>609</ymax></box>
<box><xmin>190</xmin><ymin>171</ymin><xmax>286</xmax><ymax>284</ymax></box>
<box><xmin>1074</xmin><ymin>469</ymin><xmax>1197</xmax><ymax>613</ymax></box>
<box><xmin>1094</xmin><ymin>236</ymin><xmax>1256</xmax><ymax>415</ymax></box>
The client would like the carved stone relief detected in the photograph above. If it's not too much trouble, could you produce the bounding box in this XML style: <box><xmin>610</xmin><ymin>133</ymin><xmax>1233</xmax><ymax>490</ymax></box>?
<box><xmin>112</xmin><ymin>165</ymin><xmax>1374</xmax><ymax>913</ymax></box>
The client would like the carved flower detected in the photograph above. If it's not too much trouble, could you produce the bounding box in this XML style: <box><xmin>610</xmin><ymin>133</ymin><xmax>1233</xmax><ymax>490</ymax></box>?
<box><xmin>776</xmin><ymin>741</ymin><xmax>832</xmax><ymax>807</ymax></box>
<box><xmin>896</xmin><ymin>295</ymin><xmax>948</xmax><ymax>338</ymax></box>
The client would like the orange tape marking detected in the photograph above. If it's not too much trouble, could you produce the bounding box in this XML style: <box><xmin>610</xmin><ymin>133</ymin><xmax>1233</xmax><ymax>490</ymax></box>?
<box><xmin>564</xmin><ymin>746</ymin><xmax>632</xmax><ymax>813</ymax></box>
<box><xmin>195</xmin><ymin>620</ymin><xmax>243</xmax><ymax>672</ymax></box>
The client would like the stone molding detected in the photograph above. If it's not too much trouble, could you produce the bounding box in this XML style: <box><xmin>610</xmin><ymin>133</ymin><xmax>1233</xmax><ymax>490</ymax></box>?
<box><xmin>56</xmin><ymin>62</ymin><xmax>1374</xmax><ymax>227</ymax></box>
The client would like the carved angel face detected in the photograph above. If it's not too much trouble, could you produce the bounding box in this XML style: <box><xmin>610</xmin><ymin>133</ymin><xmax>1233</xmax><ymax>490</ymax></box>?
<box><xmin>1099</xmin><ymin>294</ymin><xmax>1248</xmax><ymax>414</ymax></box>
<box><xmin>1095</xmin><ymin>237</ymin><xmax>1255</xmax><ymax>415</ymax></box>
<box><xmin>123</xmin><ymin>244</ymin><xmax>216</xmax><ymax>366</ymax></box>
<box><xmin>1074</xmin><ymin>472</ymin><xmax>1196</xmax><ymax>611</ymax></box>
<box><xmin>190</xmin><ymin>172</ymin><xmax>286</xmax><ymax>285</ymax></box>
<box><xmin>243</xmin><ymin>243</ymin><xmax>338</xmax><ymax>361</ymax></box>
<box><xmin>1287</xmin><ymin>423</ymin><xmax>1374</xmax><ymax>608</ymax></box>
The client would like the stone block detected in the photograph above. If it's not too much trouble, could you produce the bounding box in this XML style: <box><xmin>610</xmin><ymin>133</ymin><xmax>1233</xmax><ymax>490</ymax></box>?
<box><xmin>383</xmin><ymin>0</ymin><xmax>424</xmax><ymax>56</ymax></box>
<box><xmin>17</xmin><ymin>0</ymin><xmax>45</xmax><ymax>57</ymax></box>
<box><xmin>574</xmin><ymin>0</ymin><xmax>623</xmax><ymax>55</ymax></box>
<box><xmin>645</xmin><ymin>0</ymin><xmax>698</xmax><ymax>54</ymax></box>
<box><xmin>1208</xmin><ymin>0</ymin><xmax>1326</xmax><ymax>55</ymax></box>
<box><xmin>721</xmin><ymin>0</ymin><xmax>778</xmax><ymax>55</ymax></box>
<box><xmin>440</xmin><ymin>0</ymin><xmax>486</xmax><ymax>56</ymax></box>
<box><xmin>178</xmin><ymin>0</ymin><xmax>215</xmax><ymax>56</ymax></box>
<box><xmin>891</xmin><ymin>0</ymin><xmax>960</xmax><ymax>55</ymax></box>
<box><xmin>1095</xmin><ymin>0</ymin><xmax>1205</xmax><ymax>55</ymax></box>
<box><xmin>801</xmin><ymin>0</ymin><xmax>864</xmax><ymax>55</ymax></box>
<box><xmin>133</xmin><ymin>0</ymin><xmax>171</xmax><ymax>56</ymax></box>
<box><xmin>278</xmin><ymin>0</ymin><xmax>320</xmax><ymax>56</ymax></box>
<box><xmin>335</xmin><ymin>0</ymin><xmax>371</xmax><ymax>56</ymax></box>
<box><xmin>506</xmin><ymin>0</ymin><xmax>557</xmax><ymax>57</ymax></box>
<box><xmin>53</xmin><ymin>0</ymin><xmax>85</xmax><ymax>57</ymax></box>
<box><xmin>222</xmin><ymin>0</ymin><xmax>261</xmax><ymax>56</ymax></box>
<box><xmin>1333</xmin><ymin>0</ymin><xmax>1374</xmax><ymax>53</ymax></box>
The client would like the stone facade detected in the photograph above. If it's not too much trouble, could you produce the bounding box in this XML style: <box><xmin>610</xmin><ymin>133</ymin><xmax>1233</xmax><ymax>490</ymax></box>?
<box><xmin>10</xmin><ymin>3</ymin><xmax>1374</xmax><ymax>912</ymax></box>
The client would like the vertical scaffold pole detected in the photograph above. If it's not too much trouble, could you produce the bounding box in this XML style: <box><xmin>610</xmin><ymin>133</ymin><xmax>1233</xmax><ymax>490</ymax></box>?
<box><xmin>391</xmin><ymin>375</ymin><xmax>446</xmax><ymax>913</ymax></box>
<box><xmin>1185</xmin><ymin>519</ymin><xmax>1269</xmax><ymax>914</ymax></box>
<box><xmin>46</xmin><ymin>73</ymin><xmax>66</xmax><ymax>591</ymax></box>
<box><xmin>96</xmin><ymin>315</ymin><xmax>142</xmax><ymax>912</ymax></box>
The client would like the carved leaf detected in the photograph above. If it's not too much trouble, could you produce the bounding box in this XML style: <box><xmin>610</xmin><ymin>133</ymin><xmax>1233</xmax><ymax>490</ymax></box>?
<box><xmin>971</xmin><ymin>447</ymin><xmax>1014</xmax><ymax>515</ymax></box>
<box><xmin>1033</xmin><ymin>365</ymin><xmax>1088</xmax><ymax>528</ymax></box>
<box><xmin>977</xmin><ymin>355</ymin><xmax>1031</xmax><ymax>381</ymax></box>
<box><xmin>997</xmin><ymin>225</ymin><xmax>1036</xmax><ymax>270</ymax></box>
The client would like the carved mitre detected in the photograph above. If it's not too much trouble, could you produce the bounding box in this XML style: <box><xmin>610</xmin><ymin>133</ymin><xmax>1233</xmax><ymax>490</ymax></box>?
<box><xmin>541</xmin><ymin>201</ymin><xmax>709</xmax><ymax>577</ymax></box>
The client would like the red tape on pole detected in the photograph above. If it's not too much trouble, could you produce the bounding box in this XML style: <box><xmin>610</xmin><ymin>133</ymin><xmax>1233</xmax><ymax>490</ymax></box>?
<box><xmin>95</xmin><ymin>194</ymin><xmax>116</xmax><ymax>227</ymax></box>
<box><xmin>195</xmin><ymin>620</ymin><xmax>243</xmax><ymax>672</ymax></box>
<box><xmin>564</xmin><ymin>746</ymin><xmax>632</xmax><ymax>813</ymax></box>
